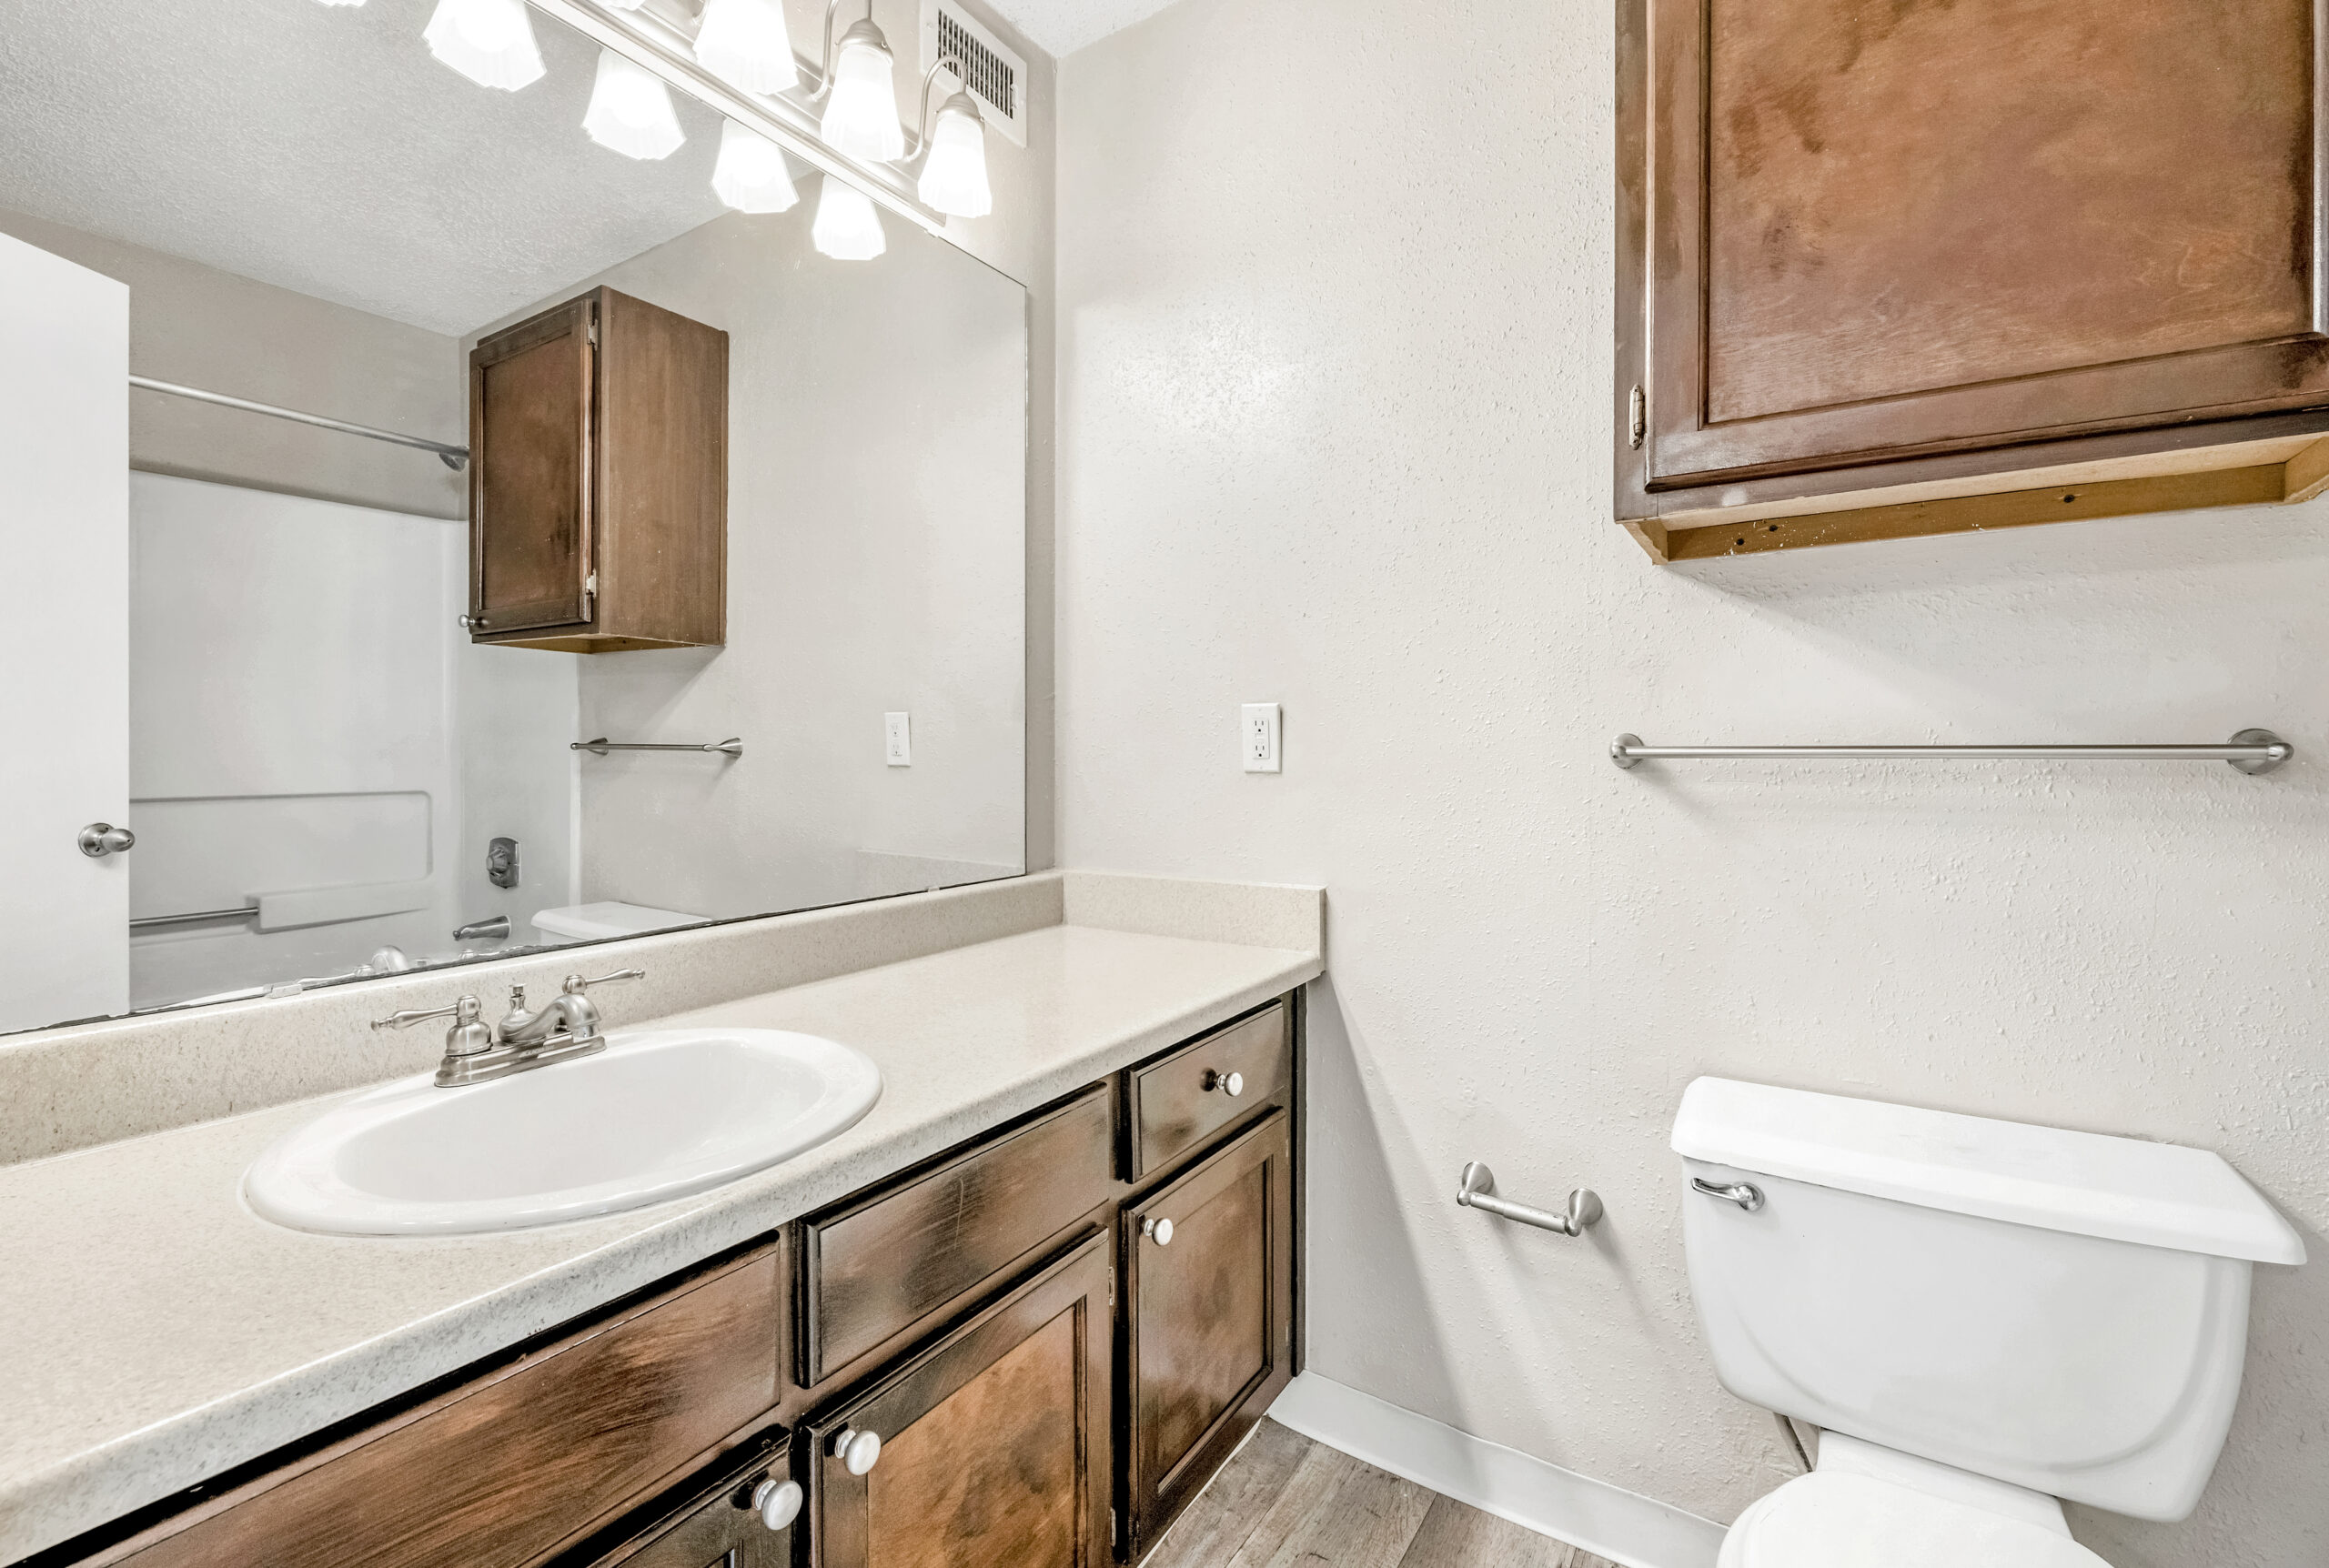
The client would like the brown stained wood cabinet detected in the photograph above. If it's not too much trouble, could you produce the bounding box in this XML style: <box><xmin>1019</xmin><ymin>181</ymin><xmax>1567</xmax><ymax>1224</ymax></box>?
<box><xmin>469</xmin><ymin>286</ymin><xmax>727</xmax><ymax>650</ymax></box>
<box><xmin>1616</xmin><ymin>0</ymin><xmax>2329</xmax><ymax>560</ymax></box>
<box><xmin>45</xmin><ymin>996</ymin><xmax>1302</xmax><ymax>1568</ymax></box>
<box><xmin>804</xmin><ymin>1232</ymin><xmax>1115</xmax><ymax>1568</ymax></box>
<box><xmin>1121</xmin><ymin>1111</ymin><xmax>1296</xmax><ymax>1563</ymax></box>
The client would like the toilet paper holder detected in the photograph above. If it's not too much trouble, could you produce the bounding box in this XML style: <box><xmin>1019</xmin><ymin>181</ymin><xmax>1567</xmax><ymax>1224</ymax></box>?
<box><xmin>1457</xmin><ymin>1161</ymin><xmax>1603</xmax><ymax>1237</ymax></box>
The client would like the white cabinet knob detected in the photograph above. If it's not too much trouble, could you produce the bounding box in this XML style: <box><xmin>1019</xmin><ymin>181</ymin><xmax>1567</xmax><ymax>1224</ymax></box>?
<box><xmin>1142</xmin><ymin>1215</ymin><xmax>1174</xmax><ymax>1247</ymax></box>
<box><xmin>751</xmin><ymin>1477</ymin><xmax>802</xmax><ymax>1531</ymax></box>
<box><xmin>1203</xmin><ymin>1069</ymin><xmax>1244</xmax><ymax>1097</ymax></box>
<box><xmin>832</xmin><ymin>1426</ymin><xmax>882</xmax><ymax>1475</ymax></box>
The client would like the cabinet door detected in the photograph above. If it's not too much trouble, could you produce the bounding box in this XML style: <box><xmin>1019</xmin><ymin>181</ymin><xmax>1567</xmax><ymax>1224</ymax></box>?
<box><xmin>469</xmin><ymin>296</ymin><xmax>593</xmax><ymax>635</ymax></box>
<box><xmin>1636</xmin><ymin>0</ymin><xmax>2329</xmax><ymax>488</ymax></box>
<box><xmin>582</xmin><ymin>1440</ymin><xmax>796</xmax><ymax>1568</ymax></box>
<box><xmin>806</xmin><ymin>1231</ymin><xmax>1112</xmax><ymax>1568</ymax></box>
<box><xmin>1122</xmin><ymin>1111</ymin><xmax>1295</xmax><ymax>1559</ymax></box>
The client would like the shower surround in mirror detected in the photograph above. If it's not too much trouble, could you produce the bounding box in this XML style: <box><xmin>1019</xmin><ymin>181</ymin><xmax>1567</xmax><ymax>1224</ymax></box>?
<box><xmin>0</xmin><ymin>0</ymin><xmax>1028</xmax><ymax>1030</ymax></box>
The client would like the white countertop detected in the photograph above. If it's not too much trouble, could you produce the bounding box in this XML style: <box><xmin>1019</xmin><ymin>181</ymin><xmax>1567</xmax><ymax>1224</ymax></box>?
<box><xmin>0</xmin><ymin>921</ymin><xmax>1320</xmax><ymax>1563</ymax></box>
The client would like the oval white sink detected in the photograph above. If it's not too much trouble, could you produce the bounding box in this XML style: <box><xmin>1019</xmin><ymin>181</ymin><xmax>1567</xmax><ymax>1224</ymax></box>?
<box><xmin>244</xmin><ymin>1029</ymin><xmax>882</xmax><ymax>1235</ymax></box>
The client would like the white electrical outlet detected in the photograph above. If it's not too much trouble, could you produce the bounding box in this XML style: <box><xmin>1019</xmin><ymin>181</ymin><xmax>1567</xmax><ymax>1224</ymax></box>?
<box><xmin>884</xmin><ymin>711</ymin><xmax>912</xmax><ymax>767</ymax></box>
<box><xmin>1241</xmin><ymin>703</ymin><xmax>1281</xmax><ymax>773</ymax></box>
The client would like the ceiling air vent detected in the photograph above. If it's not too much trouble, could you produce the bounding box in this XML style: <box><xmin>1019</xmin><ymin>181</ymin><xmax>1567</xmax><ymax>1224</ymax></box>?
<box><xmin>923</xmin><ymin>0</ymin><xmax>1026</xmax><ymax>148</ymax></box>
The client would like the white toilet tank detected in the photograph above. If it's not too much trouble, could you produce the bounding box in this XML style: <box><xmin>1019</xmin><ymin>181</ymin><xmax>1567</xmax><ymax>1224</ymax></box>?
<box><xmin>1673</xmin><ymin>1078</ymin><xmax>2304</xmax><ymax>1522</ymax></box>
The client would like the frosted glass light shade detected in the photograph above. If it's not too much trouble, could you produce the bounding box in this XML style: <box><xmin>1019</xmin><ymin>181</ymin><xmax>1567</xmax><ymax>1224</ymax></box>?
<box><xmin>712</xmin><ymin>120</ymin><xmax>799</xmax><ymax>213</ymax></box>
<box><xmin>812</xmin><ymin>176</ymin><xmax>886</xmax><ymax>260</ymax></box>
<box><xmin>423</xmin><ymin>0</ymin><xmax>545</xmax><ymax>91</ymax></box>
<box><xmin>695</xmin><ymin>0</ymin><xmax>798</xmax><ymax>95</ymax></box>
<box><xmin>313</xmin><ymin>0</ymin><xmax>366</xmax><ymax>8</ymax></box>
<box><xmin>820</xmin><ymin>33</ymin><xmax>904</xmax><ymax>162</ymax></box>
<box><xmin>916</xmin><ymin>99</ymin><xmax>991</xmax><ymax>217</ymax></box>
<box><xmin>584</xmin><ymin>48</ymin><xmax>687</xmax><ymax>160</ymax></box>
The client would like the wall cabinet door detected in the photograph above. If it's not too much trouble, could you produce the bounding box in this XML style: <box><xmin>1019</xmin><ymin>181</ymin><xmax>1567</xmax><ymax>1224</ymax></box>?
<box><xmin>469</xmin><ymin>297</ymin><xmax>593</xmax><ymax>637</ymax></box>
<box><xmin>1639</xmin><ymin>0</ymin><xmax>2329</xmax><ymax>488</ymax></box>
<box><xmin>805</xmin><ymin>1231</ymin><xmax>1113</xmax><ymax>1568</ymax></box>
<box><xmin>469</xmin><ymin>286</ymin><xmax>727</xmax><ymax>652</ymax></box>
<box><xmin>1618</xmin><ymin>0</ymin><xmax>2329</xmax><ymax>558</ymax></box>
<box><xmin>1121</xmin><ymin>1111</ymin><xmax>1295</xmax><ymax>1560</ymax></box>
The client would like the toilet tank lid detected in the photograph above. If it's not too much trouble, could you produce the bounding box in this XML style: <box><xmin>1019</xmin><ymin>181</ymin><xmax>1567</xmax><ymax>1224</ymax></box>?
<box><xmin>1673</xmin><ymin>1078</ymin><xmax>2304</xmax><ymax>1265</ymax></box>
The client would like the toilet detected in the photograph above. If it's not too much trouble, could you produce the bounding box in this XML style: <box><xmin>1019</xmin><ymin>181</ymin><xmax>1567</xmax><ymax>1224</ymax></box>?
<box><xmin>529</xmin><ymin>900</ymin><xmax>710</xmax><ymax>943</ymax></box>
<box><xmin>1672</xmin><ymin>1077</ymin><xmax>2305</xmax><ymax>1566</ymax></box>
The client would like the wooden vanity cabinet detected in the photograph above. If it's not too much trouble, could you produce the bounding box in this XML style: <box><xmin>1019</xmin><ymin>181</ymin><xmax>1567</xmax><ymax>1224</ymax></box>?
<box><xmin>469</xmin><ymin>286</ymin><xmax>727</xmax><ymax>651</ymax></box>
<box><xmin>1120</xmin><ymin>1112</ymin><xmax>1296</xmax><ymax>1562</ymax></box>
<box><xmin>1616</xmin><ymin>0</ymin><xmax>2329</xmax><ymax>560</ymax></box>
<box><xmin>47</xmin><ymin>993</ymin><xmax>1305</xmax><ymax>1568</ymax></box>
<box><xmin>802</xmin><ymin>1231</ymin><xmax>1115</xmax><ymax>1568</ymax></box>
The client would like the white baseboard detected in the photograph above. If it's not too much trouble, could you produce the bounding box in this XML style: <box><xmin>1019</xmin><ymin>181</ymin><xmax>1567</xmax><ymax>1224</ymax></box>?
<box><xmin>1267</xmin><ymin>1372</ymin><xmax>1727</xmax><ymax>1568</ymax></box>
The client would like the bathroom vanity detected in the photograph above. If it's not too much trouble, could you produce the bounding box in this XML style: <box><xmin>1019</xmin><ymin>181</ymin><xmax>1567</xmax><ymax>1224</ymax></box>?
<box><xmin>0</xmin><ymin>875</ymin><xmax>1320</xmax><ymax>1568</ymax></box>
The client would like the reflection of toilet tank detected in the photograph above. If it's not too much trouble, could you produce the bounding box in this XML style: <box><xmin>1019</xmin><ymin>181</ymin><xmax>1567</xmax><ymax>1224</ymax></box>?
<box><xmin>1673</xmin><ymin>1078</ymin><xmax>2304</xmax><ymax>1522</ymax></box>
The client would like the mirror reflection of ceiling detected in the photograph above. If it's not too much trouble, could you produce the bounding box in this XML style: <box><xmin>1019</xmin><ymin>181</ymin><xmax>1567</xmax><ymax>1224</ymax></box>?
<box><xmin>0</xmin><ymin>0</ymin><xmax>731</xmax><ymax>335</ymax></box>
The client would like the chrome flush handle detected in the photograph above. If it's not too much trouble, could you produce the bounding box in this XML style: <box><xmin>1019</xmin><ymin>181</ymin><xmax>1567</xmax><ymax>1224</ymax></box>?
<box><xmin>1691</xmin><ymin>1176</ymin><xmax>1766</xmax><ymax>1211</ymax></box>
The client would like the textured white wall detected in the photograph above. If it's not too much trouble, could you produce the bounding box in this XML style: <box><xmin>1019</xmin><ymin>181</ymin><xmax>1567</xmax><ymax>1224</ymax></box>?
<box><xmin>1055</xmin><ymin>2</ymin><xmax>2329</xmax><ymax>1563</ymax></box>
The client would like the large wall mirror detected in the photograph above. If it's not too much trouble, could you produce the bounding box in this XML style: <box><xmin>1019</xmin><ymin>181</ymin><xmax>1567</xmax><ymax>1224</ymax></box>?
<box><xmin>0</xmin><ymin>0</ymin><xmax>1027</xmax><ymax>1034</ymax></box>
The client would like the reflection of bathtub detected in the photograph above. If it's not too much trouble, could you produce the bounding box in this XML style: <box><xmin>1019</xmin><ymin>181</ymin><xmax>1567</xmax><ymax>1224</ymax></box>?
<box><xmin>531</xmin><ymin>901</ymin><xmax>711</xmax><ymax>943</ymax></box>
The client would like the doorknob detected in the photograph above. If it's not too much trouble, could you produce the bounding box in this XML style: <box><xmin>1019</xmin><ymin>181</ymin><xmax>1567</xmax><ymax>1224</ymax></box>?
<box><xmin>78</xmin><ymin>822</ymin><xmax>135</xmax><ymax>859</ymax></box>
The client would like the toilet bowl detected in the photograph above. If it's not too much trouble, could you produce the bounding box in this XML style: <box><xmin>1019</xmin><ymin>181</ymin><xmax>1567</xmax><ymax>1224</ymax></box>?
<box><xmin>1673</xmin><ymin>1077</ymin><xmax>2305</xmax><ymax>1568</ymax></box>
<box><xmin>1719</xmin><ymin>1434</ymin><xmax>2105</xmax><ymax>1568</ymax></box>
<box><xmin>529</xmin><ymin>900</ymin><xmax>708</xmax><ymax>942</ymax></box>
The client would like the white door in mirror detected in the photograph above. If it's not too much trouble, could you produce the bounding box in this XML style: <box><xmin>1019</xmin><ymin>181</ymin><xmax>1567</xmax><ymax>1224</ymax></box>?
<box><xmin>242</xmin><ymin>1029</ymin><xmax>882</xmax><ymax>1235</ymax></box>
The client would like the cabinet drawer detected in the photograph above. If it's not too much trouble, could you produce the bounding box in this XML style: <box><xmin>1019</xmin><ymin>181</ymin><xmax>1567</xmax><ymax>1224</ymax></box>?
<box><xmin>799</xmin><ymin>1086</ymin><xmax>1114</xmax><ymax>1385</ymax></box>
<box><xmin>1124</xmin><ymin>1002</ymin><xmax>1290</xmax><ymax>1180</ymax></box>
<box><xmin>116</xmin><ymin>1250</ymin><xmax>784</xmax><ymax>1568</ymax></box>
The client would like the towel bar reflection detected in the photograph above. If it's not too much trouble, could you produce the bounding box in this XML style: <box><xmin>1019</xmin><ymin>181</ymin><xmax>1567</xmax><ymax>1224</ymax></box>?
<box><xmin>1457</xmin><ymin>1161</ymin><xmax>1603</xmax><ymax>1237</ymax></box>
<box><xmin>1609</xmin><ymin>729</ymin><xmax>2292</xmax><ymax>775</ymax></box>
<box><xmin>573</xmin><ymin>738</ymin><xmax>743</xmax><ymax>757</ymax></box>
<box><xmin>131</xmin><ymin>905</ymin><xmax>259</xmax><ymax>932</ymax></box>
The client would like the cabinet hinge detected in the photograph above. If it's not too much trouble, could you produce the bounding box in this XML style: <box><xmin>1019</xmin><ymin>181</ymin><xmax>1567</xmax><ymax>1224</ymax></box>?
<box><xmin>586</xmin><ymin>313</ymin><xmax>599</xmax><ymax>347</ymax></box>
<box><xmin>1628</xmin><ymin>385</ymin><xmax>1647</xmax><ymax>449</ymax></box>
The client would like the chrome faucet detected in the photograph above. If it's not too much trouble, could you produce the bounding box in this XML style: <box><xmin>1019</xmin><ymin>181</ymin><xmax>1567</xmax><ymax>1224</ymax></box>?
<box><xmin>372</xmin><ymin>969</ymin><xmax>646</xmax><ymax>1087</ymax></box>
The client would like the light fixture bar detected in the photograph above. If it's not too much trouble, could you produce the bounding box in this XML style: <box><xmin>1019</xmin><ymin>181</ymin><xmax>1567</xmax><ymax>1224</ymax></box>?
<box><xmin>528</xmin><ymin>0</ymin><xmax>951</xmax><ymax>238</ymax></box>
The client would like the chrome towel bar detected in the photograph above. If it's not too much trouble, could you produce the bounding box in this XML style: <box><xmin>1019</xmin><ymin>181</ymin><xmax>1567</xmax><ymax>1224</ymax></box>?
<box><xmin>573</xmin><ymin>737</ymin><xmax>743</xmax><ymax>757</ymax></box>
<box><xmin>131</xmin><ymin>904</ymin><xmax>259</xmax><ymax>932</ymax></box>
<box><xmin>1610</xmin><ymin>729</ymin><xmax>2291</xmax><ymax>775</ymax></box>
<box><xmin>1457</xmin><ymin>1161</ymin><xmax>1603</xmax><ymax>1237</ymax></box>
<box><xmin>130</xmin><ymin>376</ymin><xmax>469</xmax><ymax>470</ymax></box>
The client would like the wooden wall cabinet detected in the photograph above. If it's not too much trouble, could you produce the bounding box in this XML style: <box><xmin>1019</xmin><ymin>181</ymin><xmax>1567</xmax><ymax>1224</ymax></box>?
<box><xmin>1616</xmin><ymin>0</ymin><xmax>2329</xmax><ymax>560</ymax></box>
<box><xmin>469</xmin><ymin>286</ymin><xmax>727</xmax><ymax>650</ymax></box>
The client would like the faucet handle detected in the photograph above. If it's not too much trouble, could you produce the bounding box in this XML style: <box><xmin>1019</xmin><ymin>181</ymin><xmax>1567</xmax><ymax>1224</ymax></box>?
<box><xmin>373</xmin><ymin>996</ymin><xmax>481</xmax><ymax>1031</ymax></box>
<box><xmin>563</xmin><ymin>968</ymin><xmax>645</xmax><ymax>995</ymax></box>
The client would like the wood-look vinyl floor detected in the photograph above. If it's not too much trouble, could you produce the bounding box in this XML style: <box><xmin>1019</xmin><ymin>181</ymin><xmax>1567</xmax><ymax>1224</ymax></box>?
<box><xmin>1144</xmin><ymin>1420</ymin><xmax>1622</xmax><ymax>1568</ymax></box>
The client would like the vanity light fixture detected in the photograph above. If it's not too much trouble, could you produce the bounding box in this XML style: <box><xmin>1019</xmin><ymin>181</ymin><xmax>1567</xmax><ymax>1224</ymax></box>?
<box><xmin>311</xmin><ymin>0</ymin><xmax>366</xmax><ymax>7</ymax></box>
<box><xmin>818</xmin><ymin>18</ymin><xmax>906</xmax><ymax>162</ymax></box>
<box><xmin>584</xmin><ymin>45</ymin><xmax>687</xmax><ymax>159</ymax></box>
<box><xmin>913</xmin><ymin>85</ymin><xmax>990</xmax><ymax>217</ymax></box>
<box><xmin>711</xmin><ymin>119</ymin><xmax>799</xmax><ymax>213</ymax></box>
<box><xmin>693</xmin><ymin>0</ymin><xmax>798</xmax><ymax>95</ymax></box>
<box><xmin>812</xmin><ymin>174</ymin><xmax>886</xmax><ymax>259</ymax></box>
<box><xmin>421</xmin><ymin>0</ymin><xmax>545</xmax><ymax>90</ymax></box>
